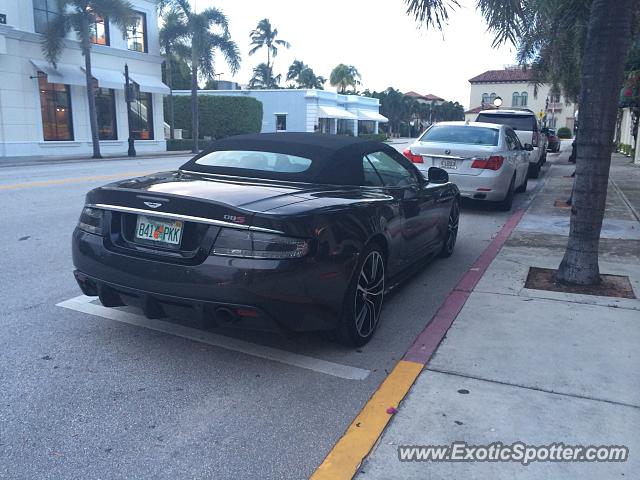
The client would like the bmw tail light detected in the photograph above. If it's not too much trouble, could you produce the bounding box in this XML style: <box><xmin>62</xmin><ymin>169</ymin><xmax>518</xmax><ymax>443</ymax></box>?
<box><xmin>77</xmin><ymin>207</ymin><xmax>104</xmax><ymax>235</ymax></box>
<box><xmin>532</xmin><ymin>131</ymin><xmax>540</xmax><ymax>147</ymax></box>
<box><xmin>212</xmin><ymin>228</ymin><xmax>309</xmax><ymax>259</ymax></box>
<box><xmin>471</xmin><ymin>155</ymin><xmax>504</xmax><ymax>170</ymax></box>
<box><xmin>403</xmin><ymin>149</ymin><xmax>424</xmax><ymax>163</ymax></box>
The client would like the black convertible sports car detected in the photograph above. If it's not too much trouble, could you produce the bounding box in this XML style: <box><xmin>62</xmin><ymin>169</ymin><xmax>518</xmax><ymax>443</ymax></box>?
<box><xmin>72</xmin><ymin>133</ymin><xmax>460</xmax><ymax>346</ymax></box>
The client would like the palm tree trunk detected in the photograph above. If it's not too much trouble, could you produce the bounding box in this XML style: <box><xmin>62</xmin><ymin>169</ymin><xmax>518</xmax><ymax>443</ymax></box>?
<box><xmin>190</xmin><ymin>46</ymin><xmax>199</xmax><ymax>154</ymax></box>
<box><xmin>81</xmin><ymin>22</ymin><xmax>101</xmax><ymax>159</ymax></box>
<box><xmin>556</xmin><ymin>0</ymin><xmax>633</xmax><ymax>285</ymax></box>
<box><xmin>166</xmin><ymin>56</ymin><xmax>175</xmax><ymax>140</ymax></box>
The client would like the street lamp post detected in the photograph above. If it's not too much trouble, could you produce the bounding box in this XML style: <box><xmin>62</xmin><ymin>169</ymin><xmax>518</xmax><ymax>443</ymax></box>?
<box><xmin>124</xmin><ymin>64</ymin><xmax>136</xmax><ymax>157</ymax></box>
<box><xmin>493</xmin><ymin>96</ymin><xmax>503</xmax><ymax>109</ymax></box>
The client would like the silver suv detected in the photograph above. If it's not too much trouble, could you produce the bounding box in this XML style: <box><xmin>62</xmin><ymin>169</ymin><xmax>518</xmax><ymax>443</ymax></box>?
<box><xmin>475</xmin><ymin>109</ymin><xmax>547</xmax><ymax>178</ymax></box>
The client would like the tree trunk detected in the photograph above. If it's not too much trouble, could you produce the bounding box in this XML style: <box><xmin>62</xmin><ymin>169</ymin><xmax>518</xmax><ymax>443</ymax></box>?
<box><xmin>82</xmin><ymin>22</ymin><xmax>101</xmax><ymax>159</ymax></box>
<box><xmin>556</xmin><ymin>0</ymin><xmax>633</xmax><ymax>285</ymax></box>
<box><xmin>190</xmin><ymin>46</ymin><xmax>199</xmax><ymax>154</ymax></box>
<box><xmin>166</xmin><ymin>56</ymin><xmax>175</xmax><ymax>140</ymax></box>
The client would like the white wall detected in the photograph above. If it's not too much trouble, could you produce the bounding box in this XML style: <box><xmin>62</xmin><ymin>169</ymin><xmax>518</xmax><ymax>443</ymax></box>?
<box><xmin>0</xmin><ymin>0</ymin><xmax>166</xmax><ymax>157</ymax></box>
<box><xmin>469</xmin><ymin>82</ymin><xmax>577</xmax><ymax>130</ymax></box>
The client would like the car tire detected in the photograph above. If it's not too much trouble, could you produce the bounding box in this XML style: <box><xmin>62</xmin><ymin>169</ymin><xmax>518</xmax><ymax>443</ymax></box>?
<box><xmin>439</xmin><ymin>199</ymin><xmax>459</xmax><ymax>258</ymax></box>
<box><xmin>496</xmin><ymin>175</ymin><xmax>515</xmax><ymax>211</ymax></box>
<box><xmin>334</xmin><ymin>243</ymin><xmax>386</xmax><ymax>347</ymax></box>
<box><xmin>515</xmin><ymin>174</ymin><xmax>528</xmax><ymax>193</ymax></box>
<box><xmin>528</xmin><ymin>162</ymin><xmax>540</xmax><ymax>179</ymax></box>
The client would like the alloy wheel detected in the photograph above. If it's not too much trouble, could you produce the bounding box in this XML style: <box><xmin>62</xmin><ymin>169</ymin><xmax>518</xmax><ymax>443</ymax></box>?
<box><xmin>446</xmin><ymin>202</ymin><xmax>459</xmax><ymax>253</ymax></box>
<box><xmin>354</xmin><ymin>251</ymin><xmax>385</xmax><ymax>338</ymax></box>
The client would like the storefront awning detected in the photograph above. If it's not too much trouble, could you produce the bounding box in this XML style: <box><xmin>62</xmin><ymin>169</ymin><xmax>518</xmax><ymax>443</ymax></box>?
<box><xmin>87</xmin><ymin>67</ymin><xmax>126</xmax><ymax>90</ymax></box>
<box><xmin>318</xmin><ymin>105</ymin><xmax>357</xmax><ymax>120</ymax></box>
<box><xmin>30</xmin><ymin>59</ymin><xmax>86</xmax><ymax>86</ymax></box>
<box><xmin>129</xmin><ymin>72</ymin><xmax>170</xmax><ymax>94</ymax></box>
<box><xmin>357</xmin><ymin>110</ymin><xmax>389</xmax><ymax>123</ymax></box>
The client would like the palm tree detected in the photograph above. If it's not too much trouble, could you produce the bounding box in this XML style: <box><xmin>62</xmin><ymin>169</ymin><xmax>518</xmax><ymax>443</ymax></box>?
<box><xmin>172</xmin><ymin>0</ymin><xmax>241</xmax><ymax>153</ymax></box>
<box><xmin>286</xmin><ymin>60</ymin><xmax>325</xmax><ymax>89</ymax></box>
<box><xmin>159</xmin><ymin>8</ymin><xmax>189</xmax><ymax>140</ymax></box>
<box><xmin>41</xmin><ymin>0</ymin><xmax>134</xmax><ymax>159</ymax></box>
<box><xmin>249</xmin><ymin>63</ymin><xmax>281</xmax><ymax>89</ymax></box>
<box><xmin>248</xmin><ymin>19</ymin><xmax>290</xmax><ymax>87</ymax></box>
<box><xmin>404</xmin><ymin>0</ymin><xmax>636</xmax><ymax>285</ymax></box>
<box><xmin>329</xmin><ymin>64</ymin><xmax>361</xmax><ymax>93</ymax></box>
<box><xmin>297</xmin><ymin>68</ymin><xmax>325</xmax><ymax>89</ymax></box>
<box><xmin>286</xmin><ymin>60</ymin><xmax>306</xmax><ymax>83</ymax></box>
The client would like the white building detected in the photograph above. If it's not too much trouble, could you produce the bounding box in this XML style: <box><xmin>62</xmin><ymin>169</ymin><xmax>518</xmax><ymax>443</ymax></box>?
<box><xmin>173</xmin><ymin>88</ymin><xmax>388</xmax><ymax>136</ymax></box>
<box><xmin>0</xmin><ymin>0</ymin><xmax>168</xmax><ymax>158</ymax></box>
<box><xmin>465</xmin><ymin>67</ymin><xmax>577</xmax><ymax>131</ymax></box>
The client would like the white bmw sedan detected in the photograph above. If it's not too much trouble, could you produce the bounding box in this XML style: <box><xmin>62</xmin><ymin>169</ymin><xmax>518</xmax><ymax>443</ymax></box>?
<box><xmin>403</xmin><ymin>121</ymin><xmax>531</xmax><ymax>210</ymax></box>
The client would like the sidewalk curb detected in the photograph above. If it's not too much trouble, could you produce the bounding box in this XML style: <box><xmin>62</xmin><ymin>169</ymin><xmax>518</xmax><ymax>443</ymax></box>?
<box><xmin>311</xmin><ymin>208</ymin><xmax>526</xmax><ymax>480</ymax></box>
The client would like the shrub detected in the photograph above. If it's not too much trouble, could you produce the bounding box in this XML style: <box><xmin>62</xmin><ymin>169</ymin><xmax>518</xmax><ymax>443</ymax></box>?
<box><xmin>165</xmin><ymin>95</ymin><xmax>263</xmax><ymax>139</ymax></box>
<box><xmin>557</xmin><ymin>127</ymin><xmax>572</xmax><ymax>138</ymax></box>
<box><xmin>166</xmin><ymin>139</ymin><xmax>216</xmax><ymax>151</ymax></box>
<box><xmin>358</xmin><ymin>133</ymin><xmax>388</xmax><ymax>142</ymax></box>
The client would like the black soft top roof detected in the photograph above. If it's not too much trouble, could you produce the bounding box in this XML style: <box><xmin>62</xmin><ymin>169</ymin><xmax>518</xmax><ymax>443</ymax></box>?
<box><xmin>180</xmin><ymin>133</ymin><xmax>399</xmax><ymax>184</ymax></box>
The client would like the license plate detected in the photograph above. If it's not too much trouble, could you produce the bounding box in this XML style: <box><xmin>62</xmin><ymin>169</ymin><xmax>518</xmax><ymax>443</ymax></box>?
<box><xmin>135</xmin><ymin>215</ymin><xmax>183</xmax><ymax>246</ymax></box>
<box><xmin>440</xmin><ymin>158</ymin><xmax>457</xmax><ymax>169</ymax></box>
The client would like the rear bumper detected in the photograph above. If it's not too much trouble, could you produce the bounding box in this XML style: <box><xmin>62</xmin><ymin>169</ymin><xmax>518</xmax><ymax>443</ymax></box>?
<box><xmin>72</xmin><ymin>229</ymin><xmax>357</xmax><ymax>332</ymax></box>
<box><xmin>447</xmin><ymin>170</ymin><xmax>512</xmax><ymax>201</ymax></box>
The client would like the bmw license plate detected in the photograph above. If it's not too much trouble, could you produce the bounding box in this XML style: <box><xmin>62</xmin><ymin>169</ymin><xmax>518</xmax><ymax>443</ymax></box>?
<box><xmin>440</xmin><ymin>158</ymin><xmax>457</xmax><ymax>169</ymax></box>
<box><xmin>135</xmin><ymin>215</ymin><xmax>183</xmax><ymax>246</ymax></box>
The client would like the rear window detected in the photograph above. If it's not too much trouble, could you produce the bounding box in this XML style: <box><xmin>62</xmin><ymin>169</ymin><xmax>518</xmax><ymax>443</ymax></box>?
<box><xmin>194</xmin><ymin>150</ymin><xmax>312</xmax><ymax>173</ymax></box>
<box><xmin>420</xmin><ymin>125</ymin><xmax>499</xmax><ymax>146</ymax></box>
<box><xmin>476</xmin><ymin>113</ymin><xmax>535</xmax><ymax>131</ymax></box>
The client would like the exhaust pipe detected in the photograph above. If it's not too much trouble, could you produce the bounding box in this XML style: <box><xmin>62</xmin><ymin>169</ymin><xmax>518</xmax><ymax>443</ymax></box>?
<box><xmin>215</xmin><ymin>307</ymin><xmax>238</xmax><ymax>325</ymax></box>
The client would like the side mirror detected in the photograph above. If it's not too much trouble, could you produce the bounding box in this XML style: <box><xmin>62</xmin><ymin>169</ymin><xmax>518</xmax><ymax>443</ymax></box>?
<box><xmin>524</xmin><ymin>143</ymin><xmax>534</xmax><ymax>151</ymax></box>
<box><xmin>428</xmin><ymin>166</ymin><xmax>449</xmax><ymax>184</ymax></box>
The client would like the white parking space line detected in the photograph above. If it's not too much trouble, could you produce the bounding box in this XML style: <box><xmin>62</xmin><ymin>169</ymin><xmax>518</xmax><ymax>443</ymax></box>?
<box><xmin>56</xmin><ymin>295</ymin><xmax>370</xmax><ymax>381</ymax></box>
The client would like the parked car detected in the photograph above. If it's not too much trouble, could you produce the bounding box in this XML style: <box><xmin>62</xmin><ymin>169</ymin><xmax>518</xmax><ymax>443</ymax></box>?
<box><xmin>542</xmin><ymin>127</ymin><xmax>561</xmax><ymax>152</ymax></box>
<box><xmin>403</xmin><ymin>121</ymin><xmax>531</xmax><ymax>211</ymax></box>
<box><xmin>72</xmin><ymin>133</ymin><xmax>460</xmax><ymax>347</ymax></box>
<box><xmin>475</xmin><ymin>109</ymin><xmax>547</xmax><ymax>178</ymax></box>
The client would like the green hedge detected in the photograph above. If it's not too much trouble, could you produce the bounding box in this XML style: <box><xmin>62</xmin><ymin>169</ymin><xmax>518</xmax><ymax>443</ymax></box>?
<box><xmin>166</xmin><ymin>138</ymin><xmax>216</xmax><ymax>151</ymax></box>
<box><xmin>557</xmin><ymin>127</ymin><xmax>572</xmax><ymax>138</ymax></box>
<box><xmin>358</xmin><ymin>133</ymin><xmax>388</xmax><ymax>142</ymax></box>
<box><xmin>165</xmin><ymin>95</ymin><xmax>263</xmax><ymax>139</ymax></box>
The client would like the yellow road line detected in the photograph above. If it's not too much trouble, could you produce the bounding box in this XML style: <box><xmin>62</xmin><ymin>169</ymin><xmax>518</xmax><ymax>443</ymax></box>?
<box><xmin>0</xmin><ymin>171</ymin><xmax>155</xmax><ymax>191</ymax></box>
<box><xmin>311</xmin><ymin>360</ymin><xmax>424</xmax><ymax>480</ymax></box>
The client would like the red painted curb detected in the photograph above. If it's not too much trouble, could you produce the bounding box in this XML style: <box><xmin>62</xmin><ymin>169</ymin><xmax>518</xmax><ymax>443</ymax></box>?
<box><xmin>403</xmin><ymin>208</ymin><xmax>526</xmax><ymax>365</ymax></box>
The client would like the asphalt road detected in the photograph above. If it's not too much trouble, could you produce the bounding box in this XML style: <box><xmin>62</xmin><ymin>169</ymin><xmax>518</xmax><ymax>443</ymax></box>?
<box><xmin>0</xmin><ymin>148</ymin><xmax>552</xmax><ymax>479</ymax></box>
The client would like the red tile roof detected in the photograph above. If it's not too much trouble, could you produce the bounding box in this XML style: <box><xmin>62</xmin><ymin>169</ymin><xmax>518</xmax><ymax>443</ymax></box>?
<box><xmin>404</xmin><ymin>91</ymin><xmax>445</xmax><ymax>101</ymax></box>
<box><xmin>469</xmin><ymin>68</ymin><xmax>535</xmax><ymax>83</ymax></box>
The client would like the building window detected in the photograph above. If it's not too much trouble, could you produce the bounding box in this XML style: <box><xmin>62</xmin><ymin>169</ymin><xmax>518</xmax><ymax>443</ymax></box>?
<box><xmin>90</xmin><ymin>16</ymin><xmax>109</xmax><ymax>45</ymax></box>
<box><xmin>129</xmin><ymin>88</ymin><xmax>153</xmax><ymax>140</ymax></box>
<box><xmin>38</xmin><ymin>73</ymin><xmax>74</xmax><ymax>141</ymax></box>
<box><xmin>489</xmin><ymin>93</ymin><xmax>497</xmax><ymax>104</ymax></box>
<box><xmin>512</xmin><ymin>91</ymin><xmax>520</xmax><ymax>107</ymax></box>
<box><xmin>127</xmin><ymin>12</ymin><xmax>147</xmax><ymax>53</ymax></box>
<box><xmin>481</xmin><ymin>93</ymin><xmax>489</xmax><ymax>105</ymax></box>
<box><xmin>275</xmin><ymin>114</ymin><xmax>287</xmax><ymax>131</ymax></box>
<box><xmin>33</xmin><ymin>0</ymin><xmax>59</xmax><ymax>34</ymax></box>
<box><xmin>96</xmin><ymin>88</ymin><xmax>117</xmax><ymax>140</ymax></box>
<box><xmin>520</xmin><ymin>91</ymin><xmax>528</xmax><ymax>107</ymax></box>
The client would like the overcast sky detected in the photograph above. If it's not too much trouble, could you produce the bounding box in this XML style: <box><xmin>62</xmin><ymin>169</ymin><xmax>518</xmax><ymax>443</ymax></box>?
<box><xmin>189</xmin><ymin>0</ymin><xmax>517</xmax><ymax>109</ymax></box>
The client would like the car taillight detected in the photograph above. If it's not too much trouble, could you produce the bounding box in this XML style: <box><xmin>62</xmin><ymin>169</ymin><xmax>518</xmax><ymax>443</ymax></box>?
<box><xmin>403</xmin><ymin>149</ymin><xmax>424</xmax><ymax>163</ymax></box>
<box><xmin>532</xmin><ymin>131</ymin><xmax>540</xmax><ymax>147</ymax></box>
<box><xmin>471</xmin><ymin>155</ymin><xmax>504</xmax><ymax>171</ymax></box>
<box><xmin>77</xmin><ymin>206</ymin><xmax>104</xmax><ymax>235</ymax></box>
<box><xmin>212</xmin><ymin>228</ymin><xmax>309</xmax><ymax>259</ymax></box>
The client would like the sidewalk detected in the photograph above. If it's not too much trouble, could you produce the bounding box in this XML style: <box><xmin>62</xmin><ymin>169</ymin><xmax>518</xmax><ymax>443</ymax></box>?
<box><xmin>357</xmin><ymin>149</ymin><xmax>640</xmax><ymax>478</ymax></box>
<box><xmin>0</xmin><ymin>150</ymin><xmax>193</xmax><ymax>168</ymax></box>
